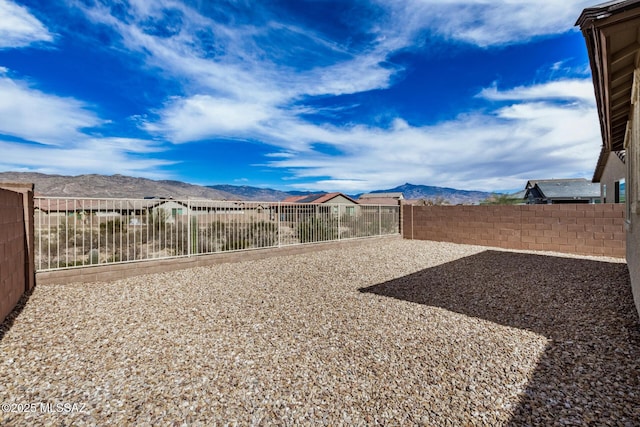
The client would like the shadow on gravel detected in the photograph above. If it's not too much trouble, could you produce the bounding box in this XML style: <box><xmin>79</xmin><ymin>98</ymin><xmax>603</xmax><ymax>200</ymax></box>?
<box><xmin>0</xmin><ymin>286</ymin><xmax>34</xmax><ymax>342</ymax></box>
<box><xmin>360</xmin><ymin>250</ymin><xmax>640</xmax><ymax>425</ymax></box>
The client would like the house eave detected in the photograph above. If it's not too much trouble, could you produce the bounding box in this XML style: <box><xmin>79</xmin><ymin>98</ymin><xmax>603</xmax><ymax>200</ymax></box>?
<box><xmin>592</xmin><ymin>146</ymin><xmax>610</xmax><ymax>182</ymax></box>
<box><xmin>578</xmin><ymin>0</ymin><xmax>640</xmax><ymax>160</ymax></box>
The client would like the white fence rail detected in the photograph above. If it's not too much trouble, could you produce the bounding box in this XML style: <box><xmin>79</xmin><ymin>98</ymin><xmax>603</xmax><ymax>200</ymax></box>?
<box><xmin>34</xmin><ymin>197</ymin><xmax>400</xmax><ymax>271</ymax></box>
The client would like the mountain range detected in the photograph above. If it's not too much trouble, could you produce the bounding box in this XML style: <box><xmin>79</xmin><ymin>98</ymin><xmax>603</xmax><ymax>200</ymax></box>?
<box><xmin>0</xmin><ymin>172</ymin><xmax>236</xmax><ymax>200</ymax></box>
<box><xmin>370</xmin><ymin>183</ymin><xmax>495</xmax><ymax>205</ymax></box>
<box><xmin>0</xmin><ymin>172</ymin><xmax>496</xmax><ymax>204</ymax></box>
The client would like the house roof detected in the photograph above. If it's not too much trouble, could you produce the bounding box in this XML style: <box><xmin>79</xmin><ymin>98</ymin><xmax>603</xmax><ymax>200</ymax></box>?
<box><xmin>526</xmin><ymin>179</ymin><xmax>601</xmax><ymax>200</ymax></box>
<box><xmin>510</xmin><ymin>190</ymin><xmax>527</xmax><ymax>199</ymax></box>
<box><xmin>34</xmin><ymin>198</ymin><xmax>162</xmax><ymax>212</ymax></box>
<box><xmin>576</xmin><ymin>0</ymin><xmax>640</xmax><ymax>180</ymax></box>
<box><xmin>357</xmin><ymin>192</ymin><xmax>403</xmax><ymax>205</ymax></box>
<box><xmin>525</xmin><ymin>178</ymin><xmax>587</xmax><ymax>190</ymax></box>
<box><xmin>281</xmin><ymin>192</ymin><xmax>358</xmax><ymax>204</ymax></box>
<box><xmin>34</xmin><ymin>198</ymin><xmax>257</xmax><ymax>212</ymax></box>
<box><xmin>358</xmin><ymin>192</ymin><xmax>404</xmax><ymax>199</ymax></box>
<box><xmin>357</xmin><ymin>197</ymin><xmax>401</xmax><ymax>205</ymax></box>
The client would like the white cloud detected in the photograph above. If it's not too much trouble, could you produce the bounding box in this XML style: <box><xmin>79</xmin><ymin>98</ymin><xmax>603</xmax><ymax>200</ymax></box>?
<box><xmin>0</xmin><ymin>138</ymin><xmax>174</xmax><ymax>179</ymax></box>
<box><xmin>0</xmin><ymin>73</ymin><xmax>173</xmax><ymax>178</ymax></box>
<box><xmin>75</xmin><ymin>0</ymin><xmax>400</xmax><ymax>104</ymax></box>
<box><xmin>479</xmin><ymin>79</ymin><xmax>596</xmax><ymax>102</ymax></box>
<box><xmin>144</xmin><ymin>95</ymin><xmax>273</xmax><ymax>143</ymax></box>
<box><xmin>0</xmin><ymin>75</ymin><xmax>103</xmax><ymax>144</ymax></box>
<box><xmin>377</xmin><ymin>0</ymin><xmax>595</xmax><ymax>47</ymax></box>
<box><xmin>263</xmin><ymin>79</ymin><xmax>601</xmax><ymax>193</ymax></box>
<box><xmin>142</xmin><ymin>78</ymin><xmax>602</xmax><ymax>193</ymax></box>
<box><xmin>0</xmin><ymin>0</ymin><xmax>53</xmax><ymax>49</ymax></box>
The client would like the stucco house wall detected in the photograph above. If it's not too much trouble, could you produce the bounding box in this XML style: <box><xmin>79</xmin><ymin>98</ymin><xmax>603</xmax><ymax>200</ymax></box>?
<box><xmin>325</xmin><ymin>194</ymin><xmax>357</xmax><ymax>205</ymax></box>
<box><xmin>626</xmin><ymin>70</ymin><xmax>640</xmax><ymax>318</ymax></box>
<box><xmin>600</xmin><ymin>152</ymin><xmax>626</xmax><ymax>203</ymax></box>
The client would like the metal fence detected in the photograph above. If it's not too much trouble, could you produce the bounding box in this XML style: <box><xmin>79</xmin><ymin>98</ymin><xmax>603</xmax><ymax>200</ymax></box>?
<box><xmin>34</xmin><ymin>197</ymin><xmax>400</xmax><ymax>271</ymax></box>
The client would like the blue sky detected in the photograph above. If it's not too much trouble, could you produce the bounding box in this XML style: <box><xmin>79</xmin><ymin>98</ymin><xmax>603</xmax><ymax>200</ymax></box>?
<box><xmin>0</xmin><ymin>0</ymin><xmax>602</xmax><ymax>193</ymax></box>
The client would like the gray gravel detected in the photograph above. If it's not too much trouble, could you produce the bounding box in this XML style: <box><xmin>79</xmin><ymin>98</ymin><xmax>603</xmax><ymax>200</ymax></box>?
<box><xmin>1</xmin><ymin>239</ymin><xmax>639</xmax><ymax>426</ymax></box>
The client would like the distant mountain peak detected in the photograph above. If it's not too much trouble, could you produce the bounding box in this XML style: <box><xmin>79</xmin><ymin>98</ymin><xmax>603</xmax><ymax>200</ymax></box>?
<box><xmin>371</xmin><ymin>183</ymin><xmax>493</xmax><ymax>204</ymax></box>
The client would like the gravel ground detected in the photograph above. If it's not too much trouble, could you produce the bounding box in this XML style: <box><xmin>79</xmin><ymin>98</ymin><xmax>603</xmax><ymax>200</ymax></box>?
<box><xmin>1</xmin><ymin>239</ymin><xmax>639</xmax><ymax>426</ymax></box>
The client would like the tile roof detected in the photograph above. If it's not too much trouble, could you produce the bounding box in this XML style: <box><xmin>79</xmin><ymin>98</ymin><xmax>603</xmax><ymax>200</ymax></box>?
<box><xmin>281</xmin><ymin>194</ymin><xmax>322</xmax><ymax>203</ymax></box>
<box><xmin>526</xmin><ymin>179</ymin><xmax>600</xmax><ymax>200</ymax></box>
<box><xmin>358</xmin><ymin>192</ymin><xmax>404</xmax><ymax>199</ymax></box>
<box><xmin>357</xmin><ymin>197</ymin><xmax>401</xmax><ymax>205</ymax></box>
<box><xmin>281</xmin><ymin>193</ymin><xmax>358</xmax><ymax>204</ymax></box>
<box><xmin>525</xmin><ymin>178</ymin><xmax>587</xmax><ymax>190</ymax></box>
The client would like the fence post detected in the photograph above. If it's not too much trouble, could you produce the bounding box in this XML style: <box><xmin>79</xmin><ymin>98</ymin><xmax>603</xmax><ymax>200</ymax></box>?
<box><xmin>337</xmin><ymin>204</ymin><xmax>341</xmax><ymax>240</ymax></box>
<box><xmin>411</xmin><ymin>204</ymin><xmax>414</xmax><ymax>240</ymax></box>
<box><xmin>187</xmin><ymin>199</ymin><xmax>191</xmax><ymax>256</ymax></box>
<box><xmin>277</xmin><ymin>202</ymin><xmax>281</xmax><ymax>247</ymax></box>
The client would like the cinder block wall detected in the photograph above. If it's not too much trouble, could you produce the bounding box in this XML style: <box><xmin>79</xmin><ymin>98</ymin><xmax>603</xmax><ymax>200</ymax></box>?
<box><xmin>403</xmin><ymin>204</ymin><xmax>626</xmax><ymax>258</ymax></box>
<box><xmin>0</xmin><ymin>188</ymin><xmax>27</xmax><ymax>322</ymax></box>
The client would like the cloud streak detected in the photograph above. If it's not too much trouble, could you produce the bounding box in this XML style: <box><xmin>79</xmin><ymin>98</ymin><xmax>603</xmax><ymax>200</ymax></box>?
<box><xmin>478</xmin><ymin>79</ymin><xmax>596</xmax><ymax>102</ymax></box>
<box><xmin>0</xmin><ymin>0</ymin><xmax>53</xmax><ymax>49</ymax></box>
<box><xmin>0</xmin><ymin>70</ymin><xmax>174</xmax><ymax>178</ymax></box>
<box><xmin>262</xmin><ymin>79</ymin><xmax>601</xmax><ymax>192</ymax></box>
<box><xmin>376</xmin><ymin>0</ymin><xmax>596</xmax><ymax>47</ymax></box>
<box><xmin>0</xmin><ymin>138</ymin><xmax>175</xmax><ymax>178</ymax></box>
<box><xmin>0</xmin><ymin>74</ymin><xmax>103</xmax><ymax>144</ymax></box>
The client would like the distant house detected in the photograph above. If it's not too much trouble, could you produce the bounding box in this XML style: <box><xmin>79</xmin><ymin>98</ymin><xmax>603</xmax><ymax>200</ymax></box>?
<box><xmin>357</xmin><ymin>192</ymin><xmax>404</xmax><ymax>205</ymax></box>
<box><xmin>593</xmin><ymin>151</ymin><xmax>626</xmax><ymax>203</ymax></box>
<box><xmin>34</xmin><ymin>198</ymin><xmax>272</xmax><ymax>226</ymax></box>
<box><xmin>524</xmin><ymin>179</ymin><xmax>600</xmax><ymax>204</ymax></box>
<box><xmin>34</xmin><ymin>198</ymin><xmax>153</xmax><ymax>220</ymax></box>
<box><xmin>510</xmin><ymin>190</ymin><xmax>527</xmax><ymax>201</ymax></box>
<box><xmin>150</xmin><ymin>199</ymin><xmax>272</xmax><ymax>223</ymax></box>
<box><xmin>281</xmin><ymin>193</ymin><xmax>358</xmax><ymax>205</ymax></box>
<box><xmin>279</xmin><ymin>193</ymin><xmax>358</xmax><ymax>221</ymax></box>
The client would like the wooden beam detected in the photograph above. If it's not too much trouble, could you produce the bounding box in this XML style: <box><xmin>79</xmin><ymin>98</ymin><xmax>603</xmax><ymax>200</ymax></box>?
<box><xmin>612</xmin><ymin>117</ymin><xmax>627</xmax><ymax>129</ymax></box>
<box><xmin>613</xmin><ymin>128</ymin><xmax>626</xmax><ymax>137</ymax></box>
<box><xmin>612</xmin><ymin>81</ymin><xmax>632</xmax><ymax>100</ymax></box>
<box><xmin>611</xmin><ymin>41</ymin><xmax>640</xmax><ymax>66</ymax></box>
<box><xmin>611</xmin><ymin>110</ymin><xmax>630</xmax><ymax>122</ymax></box>
<box><xmin>612</xmin><ymin>122</ymin><xmax>627</xmax><ymax>134</ymax></box>
<box><xmin>611</xmin><ymin>96</ymin><xmax>630</xmax><ymax>110</ymax></box>
<box><xmin>611</xmin><ymin>64</ymin><xmax>635</xmax><ymax>85</ymax></box>
<box><xmin>614</xmin><ymin>125</ymin><xmax>627</xmax><ymax>135</ymax></box>
<box><xmin>611</xmin><ymin>110</ymin><xmax>629</xmax><ymax>122</ymax></box>
<box><xmin>610</xmin><ymin>139</ymin><xmax>625</xmax><ymax>151</ymax></box>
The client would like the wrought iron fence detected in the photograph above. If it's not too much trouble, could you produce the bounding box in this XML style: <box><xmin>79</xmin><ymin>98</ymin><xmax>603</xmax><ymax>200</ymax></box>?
<box><xmin>34</xmin><ymin>197</ymin><xmax>400</xmax><ymax>271</ymax></box>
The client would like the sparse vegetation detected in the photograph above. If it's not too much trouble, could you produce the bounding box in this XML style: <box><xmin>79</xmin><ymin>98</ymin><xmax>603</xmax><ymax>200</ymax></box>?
<box><xmin>297</xmin><ymin>217</ymin><xmax>338</xmax><ymax>243</ymax></box>
<box><xmin>480</xmin><ymin>194</ymin><xmax>523</xmax><ymax>205</ymax></box>
<box><xmin>35</xmin><ymin>204</ymin><xmax>398</xmax><ymax>269</ymax></box>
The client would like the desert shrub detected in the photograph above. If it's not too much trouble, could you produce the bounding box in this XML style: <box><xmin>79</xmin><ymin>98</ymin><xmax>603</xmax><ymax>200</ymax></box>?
<box><xmin>248</xmin><ymin>221</ymin><xmax>278</xmax><ymax>247</ymax></box>
<box><xmin>480</xmin><ymin>194</ymin><xmax>522</xmax><ymax>205</ymax></box>
<box><xmin>297</xmin><ymin>217</ymin><xmax>337</xmax><ymax>243</ymax></box>
<box><xmin>100</xmin><ymin>219</ymin><xmax>126</xmax><ymax>234</ymax></box>
<box><xmin>222</xmin><ymin>238</ymin><xmax>249</xmax><ymax>251</ymax></box>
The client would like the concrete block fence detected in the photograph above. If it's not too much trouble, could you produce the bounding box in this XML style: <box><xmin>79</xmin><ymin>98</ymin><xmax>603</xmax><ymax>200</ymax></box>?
<box><xmin>0</xmin><ymin>183</ymin><xmax>34</xmax><ymax>323</ymax></box>
<box><xmin>402</xmin><ymin>204</ymin><xmax>626</xmax><ymax>258</ymax></box>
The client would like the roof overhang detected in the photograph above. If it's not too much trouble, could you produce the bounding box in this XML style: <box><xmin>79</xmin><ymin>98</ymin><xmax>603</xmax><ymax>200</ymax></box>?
<box><xmin>577</xmin><ymin>0</ymin><xmax>640</xmax><ymax>181</ymax></box>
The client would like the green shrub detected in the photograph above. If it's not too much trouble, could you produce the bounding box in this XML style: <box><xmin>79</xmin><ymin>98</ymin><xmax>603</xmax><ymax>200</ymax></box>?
<box><xmin>297</xmin><ymin>217</ymin><xmax>337</xmax><ymax>243</ymax></box>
